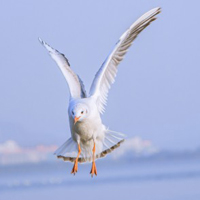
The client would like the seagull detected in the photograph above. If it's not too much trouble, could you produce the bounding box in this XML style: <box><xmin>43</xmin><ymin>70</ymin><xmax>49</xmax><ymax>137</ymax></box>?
<box><xmin>39</xmin><ymin>7</ymin><xmax>161</xmax><ymax>176</ymax></box>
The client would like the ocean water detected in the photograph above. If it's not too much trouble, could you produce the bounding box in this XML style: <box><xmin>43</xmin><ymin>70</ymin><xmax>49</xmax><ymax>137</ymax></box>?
<box><xmin>1</xmin><ymin>157</ymin><xmax>200</xmax><ymax>200</ymax></box>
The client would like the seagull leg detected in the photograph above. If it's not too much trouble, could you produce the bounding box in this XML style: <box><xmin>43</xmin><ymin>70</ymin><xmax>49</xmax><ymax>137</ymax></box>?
<box><xmin>90</xmin><ymin>142</ymin><xmax>97</xmax><ymax>177</ymax></box>
<box><xmin>71</xmin><ymin>143</ymin><xmax>81</xmax><ymax>175</ymax></box>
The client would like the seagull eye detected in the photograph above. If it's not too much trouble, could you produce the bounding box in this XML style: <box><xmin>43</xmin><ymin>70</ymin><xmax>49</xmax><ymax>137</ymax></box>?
<box><xmin>81</xmin><ymin>111</ymin><xmax>84</xmax><ymax>114</ymax></box>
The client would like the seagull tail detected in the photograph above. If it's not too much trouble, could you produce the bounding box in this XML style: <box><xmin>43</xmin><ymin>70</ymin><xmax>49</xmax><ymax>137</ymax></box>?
<box><xmin>54</xmin><ymin>130</ymin><xmax>126</xmax><ymax>163</ymax></box>
<box><xmin>54</xmin><ymin>137</ymin><xmax>78</xmax><ymax>162</ymax></box>
<box><xmin>99</xmin><ymin>129</ymin><xmax>126</xmax><ymax>158</ymax></box>
<box><xmin>54</xmin><ymin>137</ymin><xmax>95</xmax><ymax>163</ymax></box>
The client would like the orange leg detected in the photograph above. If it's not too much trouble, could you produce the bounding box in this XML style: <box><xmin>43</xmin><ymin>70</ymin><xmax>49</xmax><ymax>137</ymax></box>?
<box><xmin>71</xmin><ymin>144</ymin><xmax>81</xmax><ymax>175</ymax></box>
<box><xmin>90</xmin><ymin>142</ymin><xmax>97</xmax><ymax>177</ymax></box>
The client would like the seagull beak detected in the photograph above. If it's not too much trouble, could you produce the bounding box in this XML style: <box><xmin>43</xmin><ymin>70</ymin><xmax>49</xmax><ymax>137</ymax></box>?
<box><xmin>74</xmin><ymin>116</ymin><xmax>81</xmax><ymax>124</ymax></box>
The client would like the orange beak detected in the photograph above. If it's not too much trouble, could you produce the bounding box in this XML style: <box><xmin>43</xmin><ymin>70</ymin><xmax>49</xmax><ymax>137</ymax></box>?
<box><xmin>74</xmin><ymin>116</ymin><xmax>81</xmax><ymax>124</ymax></box>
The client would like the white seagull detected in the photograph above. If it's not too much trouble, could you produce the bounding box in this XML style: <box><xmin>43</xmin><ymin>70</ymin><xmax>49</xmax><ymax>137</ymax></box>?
<box><xmin>39</xmin><ymin>7</ymin><xmax>161</xmax><ymax>176</ymax></box>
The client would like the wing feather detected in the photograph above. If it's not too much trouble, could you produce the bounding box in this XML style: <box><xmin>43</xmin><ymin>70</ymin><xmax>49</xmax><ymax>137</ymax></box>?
<box><xmin>89</xmin><ymin>7</ymin><xmax>161</xmax><ymax>114</ymax></box>
<box><xmin>39</xmin><ymin>38</ymin><xmax>86</xmax><ymax>99</ymax></box>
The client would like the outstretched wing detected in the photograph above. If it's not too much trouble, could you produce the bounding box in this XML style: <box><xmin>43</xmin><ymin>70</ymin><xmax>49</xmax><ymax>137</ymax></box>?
<box><xmin>89</xmin><ymin>7</ymin><xmax>161</xmax><ymax>114</ymax></box>
<box><xmin>39</xmin><ymin>38</ymin><xmax>87</xmax><ymax>99</ymax></box>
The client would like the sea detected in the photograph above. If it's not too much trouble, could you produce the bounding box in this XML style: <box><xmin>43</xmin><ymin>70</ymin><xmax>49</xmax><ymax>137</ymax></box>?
<box><xmin>1</xmin><ymin>155</ymin><xmax>200</xmax><ymax>200</ymax></box>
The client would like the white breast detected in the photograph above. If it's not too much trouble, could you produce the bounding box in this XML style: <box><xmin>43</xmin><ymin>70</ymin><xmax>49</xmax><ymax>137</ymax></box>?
<box><xmin>74</xmin><ymin>116</ymin><xmax>104</xmax><ymax>141</ymax></box>
<box><xmin>69</xmin><ymin>97</ymin><xmax>105</xmax><ymax>143</ymax></box>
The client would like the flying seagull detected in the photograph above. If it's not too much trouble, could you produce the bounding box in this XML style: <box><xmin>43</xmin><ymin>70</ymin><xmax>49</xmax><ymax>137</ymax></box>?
<box><xmin>39</xmin><ymin>7</ymin><xmax>161</xmax><ymax>177</ymax></box>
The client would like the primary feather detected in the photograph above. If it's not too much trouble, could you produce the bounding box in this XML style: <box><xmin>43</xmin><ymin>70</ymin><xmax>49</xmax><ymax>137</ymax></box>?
<box><xmin>38</xmin><ymin>38</ymin><xmax>87</xmax><ymax>99</ymax></box>
<box><xmin>89</xmin><ymin>7</ymin><xmax>161</xmax><ymax>114</ymax></box>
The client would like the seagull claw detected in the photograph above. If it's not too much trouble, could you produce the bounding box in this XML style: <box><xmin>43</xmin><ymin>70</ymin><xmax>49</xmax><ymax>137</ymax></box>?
<box><xmin>90</xmin><ymin>161</ymin><xmax>97</xmax><ymax>177</ymax></box>
<box><xmin>71</xmin><ymin>159</ymin><xmax>78</xmax><ymax>175</ymax></box>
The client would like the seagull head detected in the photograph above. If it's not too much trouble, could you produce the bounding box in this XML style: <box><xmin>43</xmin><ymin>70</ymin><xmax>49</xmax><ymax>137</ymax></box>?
<box><xmin>70</xmin><ymin>104</ymin><xmax>89</xmax><ymax>124</ymax></box>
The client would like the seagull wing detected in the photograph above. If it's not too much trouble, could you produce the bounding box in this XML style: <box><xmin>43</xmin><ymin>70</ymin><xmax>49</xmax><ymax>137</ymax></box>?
<box><xmin>39</xmin><ymin>38</ymin><xmax>87</xmax><ymax>99</ymax></box>
<box><xmin>89</xmin><ymin>7</ymin><xmax>161</xmax><ymax>114</ymax></box>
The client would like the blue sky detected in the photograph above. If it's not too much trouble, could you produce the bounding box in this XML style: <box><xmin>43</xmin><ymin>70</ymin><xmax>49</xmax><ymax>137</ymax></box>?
<box><xmin>0</xmin><ymin>0</ymin><xmax>199</xmax><ymax>150</ymax></box>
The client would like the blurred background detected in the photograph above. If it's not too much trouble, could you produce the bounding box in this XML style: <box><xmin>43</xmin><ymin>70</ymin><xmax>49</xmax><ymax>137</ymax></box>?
<box><xmin>0</xmin><ymin>0</ymin><xmax>200</xmax><ymax>200</ymax></box>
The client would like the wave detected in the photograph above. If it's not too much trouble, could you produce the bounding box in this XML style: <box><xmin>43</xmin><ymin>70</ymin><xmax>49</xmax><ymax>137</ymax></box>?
<box><xmin>1</xmin><ymin>169</ymin><xmax>200</xmax><ymax>191</ymax></box>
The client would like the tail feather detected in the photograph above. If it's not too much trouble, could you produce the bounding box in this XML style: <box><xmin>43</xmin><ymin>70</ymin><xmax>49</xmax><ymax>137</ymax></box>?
<box><xmin>55</xmin><ymin>129</ymin><xmax>125</xmax><ymax>163</ymax></box>
<box><xmin>101</xmin><ymin>129</ymin><xmax>125</xmax><ymax>156</ymax></box>
<box><xmin>54</xmin><ymin>138</ymin><xmax>77</xmax><ymax>158</ymax></box>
